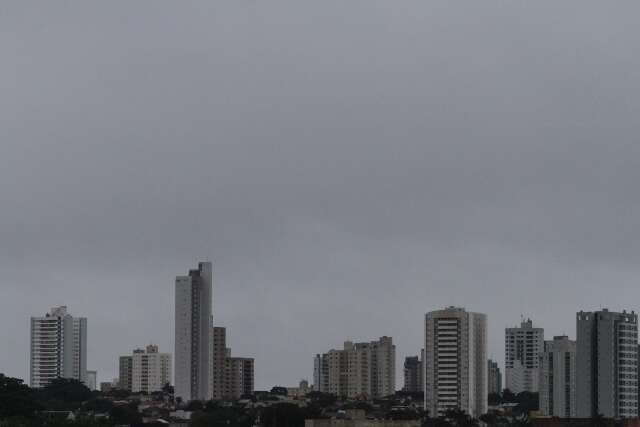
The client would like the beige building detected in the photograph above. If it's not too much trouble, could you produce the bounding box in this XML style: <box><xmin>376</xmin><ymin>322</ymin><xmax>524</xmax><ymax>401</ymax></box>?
<box><xmin>119</xmin><ymin>345</ymin><xmax>171</xmax><ymax>393</ymax></box>
<box><xmin>210</xmin><ymin>326</ymin><xmax>254</xmax><ymax>399</ymax></box>
<box><xmin>315</xmin><ymin>336</ymin><xmax>395</xmax><ymax>399</ymax></box>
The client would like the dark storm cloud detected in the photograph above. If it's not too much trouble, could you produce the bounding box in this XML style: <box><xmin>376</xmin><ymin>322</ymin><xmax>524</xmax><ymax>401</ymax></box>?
<box><xmin>2</xmin><ymin>1</ymin><xmax>640</xmax><ymax>388</ymax></box>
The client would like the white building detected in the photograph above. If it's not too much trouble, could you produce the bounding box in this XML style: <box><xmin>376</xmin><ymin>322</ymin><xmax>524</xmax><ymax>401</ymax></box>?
<box><xmin>30</xmin><ymin>306</ymin><xmax>87</xmax><ymax>388</ymax></box>
<box><xmin>86</xmin><ymin>370</ymin><xmax>97</xmax><ymax>391</ymax></box>
<box><xmin>424</xmin><ymin>307</ymin><xmax>487</xmax><ymax>418</ymax></box>
<box><xmin>175</xmin><ymin>262</ymin><xmax>213</xmax><ymax>401</ymax></box>
<box><xmin>131</xmin><ymin>345</ymin><xmax>172</xmax><ymax>393</ymax></box>
<box><xmin>505</xmin><ymin>319</ymin><xmax>544</xmax><ymax>393</ymax></box>
<box><xmin>539</xmin><ymin>336</ymin><xmax>576</xmax><ymax>417</ymax></box>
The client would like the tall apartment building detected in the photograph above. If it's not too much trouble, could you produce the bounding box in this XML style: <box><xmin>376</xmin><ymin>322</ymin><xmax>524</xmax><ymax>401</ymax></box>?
<box><xmin>488</xmin><ymin>359</ymin><xmax>502</xmax><ymax>395</ymax></box>
<box><xmin>424</xmin><ymin>307</ymin><xmax>487</xmax><ymax>418</ymax></box>
<box><xmin>175</xmin><ymin>262</ymin><xmax>213</xmax><ymax>401</ymax></box>
<box><xmin>576</xmin><ymin>309</ymin><xmax>638</xmax><ymax>418</ymax></box>
<box><xmin>119</xmin><ymin>354</ymin><xmax>134</xmax><ymax>391</ymax></box>
<box><xmin>403</xmin><ymin>355</ymin><xmax>423</xmax><ymax>392</ymax></box>
<box><xmin>313</xmin><ymin>353</ymin><xmax>329</xmax><ymax>393</ymax></box>
<box><xmin>314</xmin><ymin>336</ymin><xmax>395</xmax><ymax>399</ymax></box>
<box><xmin>210</xmin><ymin>326</ymin><xmax>254</xmax><ymax>399</ymax></box>
<box><xmin>30</xmin><ymin>306</ymin><xmax>87</xmax><ymax>388</ymax></box>
<box><xmin>539</xmin><ymin>336</ymin><xmax>576</xmax><ymax>417</ymax></box>
<box><xmin>505</xmin><ymin>319</ymin><xmax>544</xmax><ymax>393</ymax></box>
<box><xmin>132</xmin><ymin>345</ymin><xmax>172</xmax><ymax>393</ymax></box>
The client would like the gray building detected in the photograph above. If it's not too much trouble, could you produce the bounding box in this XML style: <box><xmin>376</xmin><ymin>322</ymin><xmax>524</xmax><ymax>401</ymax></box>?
<box><xmin>424</xmin><ymin>307</ymin><xmax>487</xmax><ymax>418</ymax></box>
<box><xmin>488</xmin><ymin>359</ymin><xmax>502</xmax><ymax>395</ymax></box>
<box><xmin>505</xmin><ymin>318</ymin><xmax>544</xmax><ymax>393</ymax></box>
<box><xmin>175</xmin><ymin>261</ymin><xmax>213</xmax><ymax>402</ymax></box>
<box><xmin>576</xmin><ymin>309</ymin><xmax>638</xmax><ymax>418</ymax></box>
<box><xmin>30</xmin><ymin>306</ymin><xmax>87</xmax><ymax>388</ymax></box>
<box><xmin>403</xmin><ymin>355</ymin><xmax>423</xmax><ymax>393</ymax></box>
<box><xmin>539</xmin><ymin>336</ymin><xmax>576</xmax><ymax>417</ymax></box>
<box><xmin>119</xmin><ymin>353</ymin><xmax>134</xmax><ymax>391</ymax></box>
<box><xmin>313</xmin><ymin>353</ymin><xmax>329</xmax><ymax>393</ymax></box>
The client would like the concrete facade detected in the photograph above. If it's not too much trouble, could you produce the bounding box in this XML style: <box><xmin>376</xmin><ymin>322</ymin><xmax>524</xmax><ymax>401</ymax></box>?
<box><xmin>488</xmin><ymin>359</ymin><xmax>502</xmax><ymax>394</ymax></box>
<box><xmin>505</xmin><ymin>319</ymin><xmax>544</xmax><ymax>393</ymax></box>
<box><xmin>424</xmin><ymin>307</ymin><xmax>487</xmax><ymax>418</ymax></box>
<box><xmin>30</xmin><ymin>306</ymin><xmax>87</xmax><ymax>388</ymax></box>
<box><xmin>539</xmin><ymin>336</ymin><xmax>576</xmax><ymax>417</ymax></box>
<box><xmin>129</xmin><ymin>344</ymin><xmax>172</xmax><ymax>393</ymax></box>
<box><xmin>403</xmin><ymin>356</ymin><xmax>423</xmax><ymax>392</ymax></box>
<box><xmin>315</xmin><ymin>337</ymin><xmax>395</xmax><ymax>399</ymax></box>
<box><xmin>174</xmin><ymin>262</ymin><xmax>212</xmax><ymax>402</ymax></box>
<box><xmin>210</xmin><ymin>326</ymin><xmax>254</xmax><ymax>399</ymax></box>
<box><xmin>576</xmin><ymin>309</ymin><xmax>638</xmax><ymax>418</ymax></box>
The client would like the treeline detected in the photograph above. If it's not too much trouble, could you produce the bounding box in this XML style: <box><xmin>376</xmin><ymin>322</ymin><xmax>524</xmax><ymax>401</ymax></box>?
<box><xmin>0</xmin><ymin>374</ymin><xmax>148</xmax><ymax>427</ymax></box>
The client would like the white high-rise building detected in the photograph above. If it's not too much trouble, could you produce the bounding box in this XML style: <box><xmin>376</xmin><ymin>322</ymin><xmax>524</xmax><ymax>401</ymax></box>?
<box><xmin>30</xmin><ymin>306</ymin><xmax>87</xmax><ymax>388</ymax></box>
<box><xmin>175</xmin><ymin>262</ymin><xmax>213</xmax><ymax>402</ymax></box>
<box><xmin>131</xmin><ymin>345</ymin><xmax>172</xmax><ymax>393</ymax></box>
<box><xmin>505</xmin><ymin>319</ymin><xmax>544</xmax><ymax>393</ymax></box>
<box><xmin>539</xmin><ymin>336</ymin><xmax>576</xmax><ymax>417</ymax></box>
<box><xmin>424</xmin><ymin>307</ymin><xmax>487</xmax><ymax>418</ymax></box>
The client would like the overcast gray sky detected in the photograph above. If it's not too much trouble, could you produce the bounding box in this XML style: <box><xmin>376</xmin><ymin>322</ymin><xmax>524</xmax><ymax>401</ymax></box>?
<box><xmin>2</xmin><ymin>1</ymin><xmax>640</xmax><ymax>390</ymax></box>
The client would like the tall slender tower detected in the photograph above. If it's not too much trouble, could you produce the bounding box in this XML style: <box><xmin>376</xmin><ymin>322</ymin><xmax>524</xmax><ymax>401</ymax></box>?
<box><xmin>30</xmin><ymin>306</ymin><xmax>87</xmax><ymax>388</ymax></box>
<box><xmin>174</xmin><ymin>261</ymin><xmax>213</xmax><ymax>402</ymax></box>
<box><xmin>539</xmin><ymin>336</ymin><xmax>576</xmax><ymax>417</ymax></box>
<box><xmin>424</xmin><ymin>307</ymin><xmax>487</xmax><ymax>418</ymax></box>
<box><xmin>576</xmin><ymin>309</ymin><xmax>638</xmax><ymax>418</ymax></box>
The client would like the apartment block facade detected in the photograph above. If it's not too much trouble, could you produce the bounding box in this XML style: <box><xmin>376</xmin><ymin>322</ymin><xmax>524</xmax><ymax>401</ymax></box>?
<box><xmin>505</xmin><ymin>319</ymin><xmax>544</xmax><ymax>393</ymax></box>
<box><xmin>488</xmin><ymin>359</ymin><xmax>502</xmax><ymax>395</ymax></box>
<box><xmin>424</xmin><ymin>307</ymin><xmax>487</xmax><ymax>418</ymax></box>
<box><xmin>210</xmin><ymin>326</ymin><xmax>254</xmax><ymax>399</ymax></box>
<box><xmin>576</xmin><ymin>309</ymin><xmax>638</xmax><ymax>418</ymax></box>
<box><xmin>539</xmin><ymin>336</ymin><xmax>576</xmax><ymax>417</ymax></box>
<box><xmin>30</xmin><ymin>306</ymin><xmax>87</xmax><ymax>388</ymax></box>
<box><xmin>403</xmin><ymin>355</ymin><xmax>423</xmax><ymax>393</ymax></box>
<box><xmin>175</xmin><ymin>262</ymin><xmax>213</xmax><ymax>401</ymax></box>
<box><xmin>314</xmin><ymin>336</ymin><xmax>395</xmax><ymax>399</ymax></box>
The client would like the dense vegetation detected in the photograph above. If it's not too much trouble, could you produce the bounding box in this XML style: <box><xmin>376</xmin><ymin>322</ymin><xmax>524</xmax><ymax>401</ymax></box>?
<box><xmin>0</xmin><ymin>373</ymin><xmax>537</xmax><ymax>427</ymax></box>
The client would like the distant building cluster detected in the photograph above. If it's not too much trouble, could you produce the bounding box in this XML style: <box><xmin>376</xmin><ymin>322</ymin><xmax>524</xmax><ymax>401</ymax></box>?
<box><xmin>25</xmin><ymin>261</ymin><xmax>640</xmax><ymax>422</ymax></box>
<box><xmin>313</xmin><ymin>336</ymin><xmax>395</xmax><ymax>399</ymax></box>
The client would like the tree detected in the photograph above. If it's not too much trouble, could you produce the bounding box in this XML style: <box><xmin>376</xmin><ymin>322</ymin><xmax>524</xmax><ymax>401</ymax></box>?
<box><xmin>0</xmin><ymin>374</ymin><xmax>42</xmax><ymax>419</ymax></box>
<box><xmin>37</xmin><ymin>378</ymin><xmax>93</xmax><ymax>410</ymax></box>
<box><xmin>109</xmin><ymin>401</ymin><xmax>142</xmax><ymax>425</ymax></box>
<box><xmin>270</xmin><ymin>386</ymin><xmax>288</xmax><ymax>396</ymax></box>
<box><xmin>261</xmin><ymin>403</ymin><xmax>306</xmax><ymax>427</ymax></box>
<box><xmin>444</xmin><ymin>409</ymin><xmax>478</xmax><ymax>427</ymax></box>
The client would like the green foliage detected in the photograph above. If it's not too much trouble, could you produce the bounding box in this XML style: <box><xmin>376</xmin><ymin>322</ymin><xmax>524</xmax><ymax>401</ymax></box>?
<box><xmin>261</xmin><ymin>403</ymin><xmax>306</xmax><ymax>427</ymax></box>
<box><xmin>191</xmin><ymin>402</ymin><xmax>256</xmax><ymax>427</ymax></box>
<box><xmin>0</xmin><ymin>374</ymin><xmax>42</xmax><ymax>419</ymax></box>
<box><xmin>0</xmin><ymin>374</ymin><xmax>42</xmax><ymax>423</ymax></box>
<box><xmin>36</xmin><ymin>378</ymin><xmax>93</xmax><ymax>411</ymax></box>
<box><xmin>109</xmin><ymin>401</ymin><xmax>141</xmax><ymax>425</ymax></box>
<box><xmin>270</xmin><ymin>386</ymin><xmax>288</xmax><ymax>396</ymax></box>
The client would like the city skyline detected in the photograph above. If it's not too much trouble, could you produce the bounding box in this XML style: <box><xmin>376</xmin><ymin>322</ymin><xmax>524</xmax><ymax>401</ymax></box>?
<box><xmin>4</xmin><ymin>0</ymin><xmax>640</xmax><ymax>394</ymax></box>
